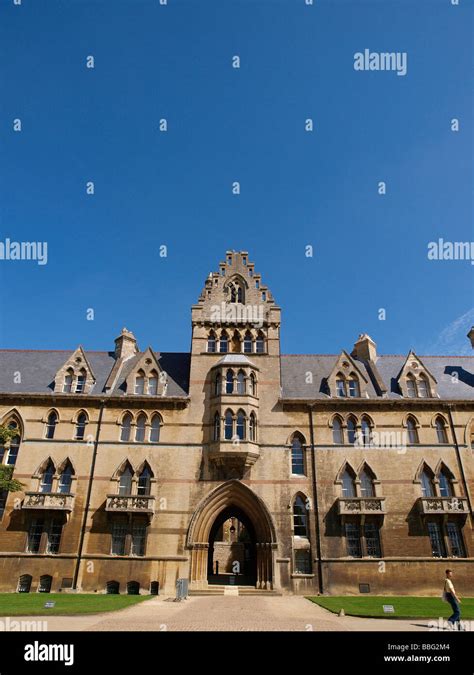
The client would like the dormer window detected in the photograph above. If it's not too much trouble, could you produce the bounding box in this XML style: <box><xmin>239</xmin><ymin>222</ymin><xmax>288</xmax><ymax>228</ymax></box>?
<box><xmin>134</xmin><ymin>372</ymin><xmax>145</xmax><ymax>395</ymax></box>
<box><xmin>63</xmin><ymin>370</ymin><xmax>73</xmax><ymax>393</ymax></box>
<box><xmin>348</xmin><ymin>377</ymin><xmax>360</xmax><ymax>397</ymax></box>
<box><xmin>148</xmin><ymin>373</ymin><xmax>158</xmax><ymax>395</ymax></box>
<box><xmin>407</xmin><ymin>375</ymin><xmax>417</xmax><ymax>398</ymax></box>
<box><xmin>336</xmin><ymin>378</ymin><xmax>346</xmax><ymax>397</ymax></box>
<box><xmin>418</xmin><ymin>375</ymin><xmax>430</xmax><ymax>398</ymax></box>
<box><xmin>75</xmin><ymin>370</ymin><xmax>86</xmax><ymax>393</ymax></box>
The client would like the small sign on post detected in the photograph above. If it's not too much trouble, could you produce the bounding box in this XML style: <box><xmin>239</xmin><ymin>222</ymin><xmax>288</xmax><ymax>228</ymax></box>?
<box><xmin>44</xmin><ymin>602</ymin><xmax>55</xmax><ymax>609</ymax></box>
<box><xmin>383</xmin><ymin>605</ymin><xmax>394</xmax><ymax>613</ymax></box>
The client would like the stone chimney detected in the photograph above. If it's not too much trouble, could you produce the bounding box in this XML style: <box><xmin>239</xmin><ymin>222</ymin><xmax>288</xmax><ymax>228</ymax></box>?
<box><xmin>114</xmin><ymin>328</ymin><xmax>138</xmax><ymax>360</ymax></box>
<box><xmin>468</xmin><ymin>327</ymin><xmax>474</xmax><ymax>349</ymax></box>
<box><xmin>351</xmin><ymin>333</ymin><xmax>377</xmax><ymax>362</ymax></box>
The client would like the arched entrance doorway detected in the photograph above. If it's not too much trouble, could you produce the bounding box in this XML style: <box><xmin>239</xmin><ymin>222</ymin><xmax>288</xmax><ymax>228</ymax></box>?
<box><xmin>187</xmin><ymin>480</ymin><xmax>276</xmax><ymax>589</ymax></box>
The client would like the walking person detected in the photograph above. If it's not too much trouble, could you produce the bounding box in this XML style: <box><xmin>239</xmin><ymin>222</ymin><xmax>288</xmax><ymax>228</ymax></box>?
<box><xmin>444</xmin><ymin>569</ymin><xmax>464</xmax><ymax>630</ymax></box>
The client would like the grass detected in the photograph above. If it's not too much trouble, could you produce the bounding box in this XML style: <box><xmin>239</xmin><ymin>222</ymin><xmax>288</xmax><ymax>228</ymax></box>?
<box><xmin>307</xmin><ymin>596</ymin><xmax>474</xmax><ymax>620</ymax></box>
<box><xmin>0</xmin><ymin>593</ymin><xmax>153</xmax><ymax>616</ymax></box>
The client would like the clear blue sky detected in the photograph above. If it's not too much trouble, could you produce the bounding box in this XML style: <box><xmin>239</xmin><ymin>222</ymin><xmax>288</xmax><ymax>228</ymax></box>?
<box><xmin>1</xmin><ymin>0</ymin><xmax>472</xmax><ymax>356</ymax></box>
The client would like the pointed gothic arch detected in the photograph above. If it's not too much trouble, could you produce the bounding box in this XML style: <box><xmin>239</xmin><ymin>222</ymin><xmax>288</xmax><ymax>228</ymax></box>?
<box><xmin>187</xmin><ymin>480</ymin><xmax>276</xmax><ymax>589</ymax></box>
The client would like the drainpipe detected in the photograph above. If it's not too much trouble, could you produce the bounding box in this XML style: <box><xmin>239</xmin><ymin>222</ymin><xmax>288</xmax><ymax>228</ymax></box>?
<box><xmin>72</xmin><ymin>400</ymin><xmax>106</xmax><ymax>590</ymax></box>
<box><xmin>308</xmin><ymin>405</ymin><xmax>324</xmax><ymax>594</ymax></box>
<box><xmin>446</xmin><ymin>405</ymin><xmax>474</xmax><ymax>526</ymax></box>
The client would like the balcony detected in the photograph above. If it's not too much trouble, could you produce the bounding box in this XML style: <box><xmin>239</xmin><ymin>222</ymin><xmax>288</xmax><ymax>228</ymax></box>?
<box><xmin>418</xmin><ymin>496</ymin><xmax>469</xmax><ymax>516</ymax></box>
<box><xmin>209</xmin><ymin>441</ymin><xmax>260</xmax><ymax>469</ymax></box>
<box><xmin>23</xmin><ymin>492</ymin><xmax>75</xmax><ymax>512</ymax></box>
<box><xmin>338</xmin><ymin>497</ymin><xmax>385</xmax><ymax>515</ymax></box>
<box><xmin>106</xmin><ymin>494</ymin><xmax>155</xmax><ymax>514</ymax></box>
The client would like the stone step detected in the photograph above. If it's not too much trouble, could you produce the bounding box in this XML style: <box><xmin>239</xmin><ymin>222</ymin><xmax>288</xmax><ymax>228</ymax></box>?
<box><xmin>189</xmin><ymin>585</ymin><xmax>282</xmax><ymax>597</ymax></box>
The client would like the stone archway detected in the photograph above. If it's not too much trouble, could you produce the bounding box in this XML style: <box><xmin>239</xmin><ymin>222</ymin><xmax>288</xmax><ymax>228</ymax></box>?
<box><xmin>187</xmin><ymin>480</ymin><xmax>277</xmax><ymax>589</ymax></box>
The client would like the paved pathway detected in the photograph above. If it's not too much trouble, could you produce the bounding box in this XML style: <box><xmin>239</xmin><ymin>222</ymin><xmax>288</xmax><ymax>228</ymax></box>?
<box><xmin>22</xmin><ymin>596</ymin><xmax>437</xmax><ymax>632</ymax></box>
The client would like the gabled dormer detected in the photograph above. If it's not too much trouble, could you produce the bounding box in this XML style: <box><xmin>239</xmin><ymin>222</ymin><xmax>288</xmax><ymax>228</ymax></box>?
<box><xmin>125</xmin><ymin>347</ymin><xmax>167</xmax><ymax>396</ymax></box>
<box><xmin>53</xmin><ymin>347</ymin><xmax>96</xmax><ymax>394</ymax></box>
<box><xmin>327</xmin><ymin>351</ymin><xmax>369</xmax><ymax>398</ymax></box>
<box><xmin>396</xmin><ymin>351</ymin><xmax>438</xmax><ymax>398</ymax></box>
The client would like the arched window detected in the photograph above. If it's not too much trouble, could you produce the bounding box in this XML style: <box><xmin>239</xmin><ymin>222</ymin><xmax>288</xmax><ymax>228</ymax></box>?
<box><xmin>249</xmin><ymin>372</ymin><xmax>256</xmax><ymax>396</ymax></box>
<box><xmin>341</xmin><ymin>468</ymin><xmax>356</xmax><ymax>498</ymax></box>
<box><xmin>213</xmin><ymin>412</ymin><xmax>221</xmax><ymax>441</ymax></box>
<box><xmin>75</xmin><ymin>412</ymin><xmax>87</xmax><ymax>440</ymax></box>
<box><xmin>255</xmin><ymin>332</ymin><xmax>265</xmax><ymax>354</ymax></box>
<box><xmin>58</xmin><ymin>461</ymin><xmax>73</xmax><ymax>494</ymax></box>
<box><xmin>236</xmin><ymin>410</ymin><xmax>246</xmax><ymax>440</ymax></box>
<box><xmin>1</xmin><ymin>421</ymin><xmax>21</xmax><ymax>466</ymax></box>
<box><xmin>18</xmin><ymin>574</ymin><xmax>32</xmax><ymax>593</ymax></box>
<box><xmin>224</xmin><ymin>410</ymin><xmax>233</xmax><ymax>440</ymax></box>
<box><xmin>361</xmin><ymin>417</ymin><xmax>372</xmax><ymax>446</ymax></box>
<box><xmin>243</xmin><ymin>331</ymin><xmax>253</xmax><ymax>354</ymax></box>
<box><xmin>106</xmin><ymin>580</ymin><xmax>120</xmax><ymax>594</ymax></box>
<box><xmin>40</xmin><ymin>460</ymin><xmax>55</xmax><ymax>493</ymax></box>
<box><xmin>418</xmin><ymin>375</ymin><xmax>430</xmax><ymax>398</ymax></box>
<box><xmin>228</xmin><ymin>279</ymin><xmax>244</xmax><ymax>304</ymax></box>
<box><xmin>63</xmin><ymin>369</ymin><xmax>73</xmax><ymax>393</ymax></box>
<box><xmin>135</xmin><ymin>413</ymin><xmax>146</xmax><ymax>442</ymax></box>
<box><xmin>360</xmin><ymin>467</ymin><xmax>375</xmax><ymax>497</ymax></box>
<box><xmin>75</xmin><ymin>369</ymin><xmax>86</xmax><ymax>394</ymax></box>
<box><xmin>118</xmin><ymin>465</ymin><xmax>133</xmax><ymax>495</ymax></box>
<box><xmin>207</xmin><ymin>331</ymin><xmax>217</xmax><ymax>353</ymax></box>
<box><xmin>249</xmin><ymin>412</ymin><xmax>256</xmax><ymax>441</ymax></box>
<box><xmin>406</xmin><ymin>375</ymin><xmax>417</xmax><ymax>398</ymax></box>
<box><xmin>348</xmin><ymin>376</ymin><xmax>360</xmax><ymax>398</ymax></box>
<box><xmin>39</xmin><ymin>575</ymin><xmax>52</xmax><ymax>593</ymax></box>
<box><xmin>407</xmin><ymin>417</ymin><xmax>419</xmax><ymax>444</ymax></box>
<box><xmin>134</xmin><ymin>372</ymin><xmax>145</xmax><ymax>395</ymax></box>
<box><xmin>225</xmin><ymin>369</ymin><xmax>234</xmax><ymax>394</ymax></box>
<box><xmin>435</xmin><ymin>417</ymin><xmax>448</xmax><ymax>444</ymax></box>
<box><xmin>150</xmin><ymin>414</ymin><xmax>161</xmax><ymax>442</ymax></box>
<box><xmin>293</xmin><ymin>495</ymin><xmax>309</xmax><ymax>537</ymax></box>
<box><xmin>120</xmin><ymin>413</ymin><xmax>132</xmax><ymax>442</ymax></box>
<box><xmin>219</xmin><ymin>331</ymin><xmax>228</xmax><ymax>354</ymax></box>
<box><xmin>336</xmin><ymin>375</ymin><xmax>346</xmax><ymax>397</ymax></box>
<box><xmin>215</xmin><ymin>373</ymin><xmax>221</xmax><ymax>396</ymax></box>
<box><xmin>347</xmin><ymin>417</ymin><xmax>357</xmax><ymax>445</ymax></box>
<box><xmin>137</xmin><ymin>466</ymin><xmax>152</xmax><ymax>496</ymax></box>
<box><xmin>438</xmin><ymin>468</ymin><xmax>453</xmax><ymax>497</ymax></box>
<box><xmin>420</xmin><ymin>468</ymin><xmax>434</xmax><ymax>497</ymax></box>
<box><xmin>291</xmin><ymin>435</ymin><xmax>305</xmax><ymax>475</ymax></box>
<box><xmin>45</xmin><ymin>411</ymin><xmax>58</xmax><ymax>440</ymax></box>
<box><xmin>148</xmin><ymin>372</ymin><xmax>158</xmax><ymax>395</ymax></box>
<box><xmin>332</xmin><ymin>417</ymin><xmax>344</xmax><ymax>444</ymax></box>
<box><xmin>237</xmin><ymin>370</ymin><xmax>245</xmax><ymax>395</ymax></box>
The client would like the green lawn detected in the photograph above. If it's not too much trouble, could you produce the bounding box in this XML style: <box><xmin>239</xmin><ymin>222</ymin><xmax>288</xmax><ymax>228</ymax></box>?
<box><xmin>0</xmin><ymin>593</ymin><xmax>153</xmax><ymax>616</ymax></box>
<box><xmin>307</xmin><ymin>596</ymin><xmax>474</xmax><ymax>620</ymax></box>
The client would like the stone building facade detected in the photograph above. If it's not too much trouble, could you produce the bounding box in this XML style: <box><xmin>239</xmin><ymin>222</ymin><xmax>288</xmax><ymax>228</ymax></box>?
<box><xmin>0</xmin><ymin>251</ymin><xmax>473</xmax><ymax>596</ymax></box>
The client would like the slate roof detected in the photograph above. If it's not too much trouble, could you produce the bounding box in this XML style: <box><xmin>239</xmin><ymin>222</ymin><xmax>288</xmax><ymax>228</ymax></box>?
<box><xmin>280</xmin><ymin>354</ymin><xmax>474</xmax><ymax>400</ymax></box>
<box><xmin>0</xmin><ymin>349</ymin><xmax>472</xmax><ymax>400</ymax></box>
<box><xmin>0</xmin><ymin>350</ymin><xmax>190</xmax><ymax>398</ymax></box>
